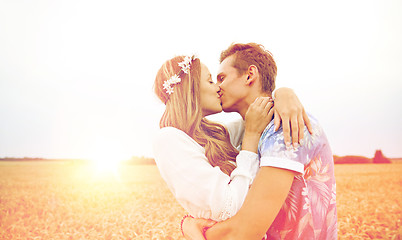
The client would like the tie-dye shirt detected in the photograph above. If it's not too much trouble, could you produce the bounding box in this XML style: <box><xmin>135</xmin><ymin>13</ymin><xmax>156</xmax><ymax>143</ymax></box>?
<box><xmin>258</xmin><ymin>114</ymin><xmax>337</xmax><ymax>240</ymax></box>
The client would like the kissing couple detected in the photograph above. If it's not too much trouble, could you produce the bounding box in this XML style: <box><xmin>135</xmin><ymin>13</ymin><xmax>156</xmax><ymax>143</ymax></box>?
<box><xmin>153</xmin><ymin>43</ymin><xmax>337</xmax><ymax>240</ymax></box>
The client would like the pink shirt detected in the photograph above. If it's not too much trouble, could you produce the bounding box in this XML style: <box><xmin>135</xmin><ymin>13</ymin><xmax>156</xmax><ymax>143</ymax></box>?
<box><xmin>258</xmin><ymin>114</ymin><xmax>337</xmax><ymax>239</ymax></box>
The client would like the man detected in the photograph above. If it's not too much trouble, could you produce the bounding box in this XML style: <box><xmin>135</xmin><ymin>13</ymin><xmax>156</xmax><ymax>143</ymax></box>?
<box><xmin>184</xmin><ymin>43</ymin><xmax>337</xmax><ymax>239</ymax></box>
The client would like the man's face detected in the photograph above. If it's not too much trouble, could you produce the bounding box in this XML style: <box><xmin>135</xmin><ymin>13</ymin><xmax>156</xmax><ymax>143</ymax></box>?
<box><xmin>217</xmin><ymin>55</ymin><xmax>249</xmax><ymax>113</ymax></box>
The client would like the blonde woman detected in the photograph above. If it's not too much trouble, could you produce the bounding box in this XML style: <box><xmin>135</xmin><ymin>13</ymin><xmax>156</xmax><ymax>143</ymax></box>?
<box><xmin>153</xmin><ymin>55</ymin><xmax>311</xmax><ymax>237</ymax></box>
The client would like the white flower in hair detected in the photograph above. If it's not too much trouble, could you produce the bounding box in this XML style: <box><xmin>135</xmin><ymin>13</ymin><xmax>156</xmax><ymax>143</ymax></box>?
<box><xmin>178</xmin><ymin>56</ymin><xmax>193</xmax><ymax>74</ymax></box>
<box><xmin>163</xmin><ymin>74</ymin><xmax>181</xmax><ymax>95</ymax></box>
<box><xmin>166</xmin><ymin>86</ymin><xmax>174</xmax><ymax>95</ymax></box>
<box><xmin>163</xmin><ymin>81</ymin><xmax>171</xmax><ymax>90</ymax></box>
<box><xmin>163</xmin><ymin>55</ymin><xmax>196</xmax><ymax>95</ymax></box>
<box><xmin>169</xmin><ymin>74</ymin><xmax>181</xmax><ymax>84</ymax></box>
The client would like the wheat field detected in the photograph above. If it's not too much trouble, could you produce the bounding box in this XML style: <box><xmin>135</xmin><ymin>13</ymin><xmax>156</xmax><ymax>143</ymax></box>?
<box><xmin>0</xmin><ymin>162</ymin><xmax>401</xmax><ymax>239</ymax></box>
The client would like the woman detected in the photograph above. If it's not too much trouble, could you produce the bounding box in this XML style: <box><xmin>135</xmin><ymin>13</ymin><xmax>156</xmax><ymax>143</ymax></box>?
<box><xmin>153</xmin><ymin>55</ymin><xmax>310</xmax><ymax>237</ymax></box>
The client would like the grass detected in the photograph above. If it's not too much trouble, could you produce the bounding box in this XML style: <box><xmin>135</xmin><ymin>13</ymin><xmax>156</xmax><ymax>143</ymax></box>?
<box><xmin>335</xmin><ymin>164</ymin><xmax>402</xmax><ymax>239</ymax></box>
<box><xmin>0</xmin><ymin>162</ymin><xmax>401</xmax><ymax>239</ymax></box>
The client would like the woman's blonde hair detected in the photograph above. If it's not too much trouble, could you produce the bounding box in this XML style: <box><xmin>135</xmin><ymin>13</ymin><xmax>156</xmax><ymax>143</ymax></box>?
<box><xmin>154</xmin><ymin>56</ymin><xmax>238</xmax><ymax>175</ymax></box>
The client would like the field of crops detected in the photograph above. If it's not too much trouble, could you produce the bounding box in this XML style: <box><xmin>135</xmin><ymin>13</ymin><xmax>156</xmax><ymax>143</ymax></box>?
<box><xmin>0</xmin><ymin>162</ymin><xmax>401</xmax><ymax>239</ymax></box>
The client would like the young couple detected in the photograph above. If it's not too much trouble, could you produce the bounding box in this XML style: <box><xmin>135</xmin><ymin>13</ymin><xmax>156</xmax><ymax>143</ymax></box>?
<box><xmin>153</xmin><ymin>43</ymin><xmax>337</xmax><ymax>240</ymax></box>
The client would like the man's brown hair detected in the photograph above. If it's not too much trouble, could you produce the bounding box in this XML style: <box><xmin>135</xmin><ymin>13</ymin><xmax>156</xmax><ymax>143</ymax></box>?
<box><xmin>220</xmin><ymin>43</ymin><xmax>277</xmax><ymax>93</ymax></box>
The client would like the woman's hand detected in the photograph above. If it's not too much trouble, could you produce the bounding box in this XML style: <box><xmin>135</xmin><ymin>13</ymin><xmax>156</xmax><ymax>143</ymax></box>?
<box><xmin>182</xmin><ymin>216</ymin><xmax>217</xmax><ymax>240</ymax></box>
<box><xmin>242</xmin><ymin>97</ymin><xmax>274</xmax><ymax>153</ymax></box>
<box><xmin>273</xmin><ymin>87</ymin><xmax>313</xmax><ymax>148</ymax></box>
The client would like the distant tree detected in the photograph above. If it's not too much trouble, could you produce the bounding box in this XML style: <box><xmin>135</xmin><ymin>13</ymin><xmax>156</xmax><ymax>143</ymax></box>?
<box><xmin>333</xmin><ymin>155</ymin><xmax>340</xmax><ymax>163</ymax></box>
<box><xmin>372</xmin><ymin>150</ymin><xmax>391</xmax><ymax>163</ymax></box>
<box><xmin>334</xmin><ymin>155</ymin><xmax>372</xmax><ymax>164</ymax></box>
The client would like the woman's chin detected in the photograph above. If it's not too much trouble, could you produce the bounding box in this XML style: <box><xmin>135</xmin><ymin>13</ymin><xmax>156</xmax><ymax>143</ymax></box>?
<box><xmin>203</xmin><ymin>108</ymin><xmax>223</xmax><ymax>117</ymax></box>
<box><xmin>215</xmin><ymin>106</ymin><xmax>223</xmax><ymax>114</ymax></box>
<box><xmin>215</xmin><ymin>109</ymin><xmax>223</xmax><ymax>115</ymax></box>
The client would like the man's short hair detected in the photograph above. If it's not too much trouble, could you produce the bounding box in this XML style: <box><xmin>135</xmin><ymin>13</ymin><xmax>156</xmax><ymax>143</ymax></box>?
<box><xmin>220</xmin><ymin>43</ymin><xmax>277</xmax><ymax>93</ymax></box>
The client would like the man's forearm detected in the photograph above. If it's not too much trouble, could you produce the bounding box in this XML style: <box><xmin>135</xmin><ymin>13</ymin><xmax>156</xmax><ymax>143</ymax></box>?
<box><xmin>205</xmin><ymin>167</ymin><xmax>295</xmax><ymax>240</ymax></box>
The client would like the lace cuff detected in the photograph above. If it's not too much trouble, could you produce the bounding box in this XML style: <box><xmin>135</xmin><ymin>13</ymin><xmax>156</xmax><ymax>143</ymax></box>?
<box><xmin>218</xmin><ymin>151</ymin><xmax>259</xmax><ymax>221</ymax></box>
<box><xmin>218</xmin><ymin>187</ymin><xmax>233</xmax><ymax>221</ymax></box>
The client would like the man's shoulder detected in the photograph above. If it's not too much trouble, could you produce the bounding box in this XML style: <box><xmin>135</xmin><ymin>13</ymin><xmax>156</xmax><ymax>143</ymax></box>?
<box><xmin>261</xmin><ymin>113</ymin><xmax>321</xmax><ymax>138</ymax></box>
<box><xmin>258</xmin><ymin>113</ymin><xmax>327</xmax><ymax>152</ymax></box>
<box><xmin>257</xmin><ymin>113</ymin><xmax>332</xmax><ymax>173</ymax></box>
<box><xmin>259</xmin><ymin>120</ymin><xmax>277</xmax><ymax>141</ymax></box>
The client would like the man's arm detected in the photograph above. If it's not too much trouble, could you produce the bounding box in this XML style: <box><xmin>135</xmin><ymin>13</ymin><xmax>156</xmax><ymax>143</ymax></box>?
<box><xmin>205</xmin><ymin>166</ymin><xmax>296</xmax><ymax>240</ymax></box>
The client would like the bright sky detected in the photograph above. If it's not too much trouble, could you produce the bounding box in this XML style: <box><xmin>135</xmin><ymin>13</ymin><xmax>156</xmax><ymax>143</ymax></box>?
<box><xmin>1</xmin><ymin>0</ymin><xmax>401</xmax><ymax>161</ymax></box>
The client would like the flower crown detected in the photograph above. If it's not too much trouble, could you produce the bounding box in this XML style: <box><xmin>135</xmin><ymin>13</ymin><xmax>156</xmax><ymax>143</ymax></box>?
<box><xmin>163</xmin><ymin>55</ymin><xmax>196</xmax><ymax>95</ymax></box>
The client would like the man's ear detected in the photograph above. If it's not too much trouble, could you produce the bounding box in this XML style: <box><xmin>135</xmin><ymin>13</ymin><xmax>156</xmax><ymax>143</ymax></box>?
<box><xmin>245</xmin><ymin>65</ymin><xmax>258</xmax><ymax>86</ymax></box>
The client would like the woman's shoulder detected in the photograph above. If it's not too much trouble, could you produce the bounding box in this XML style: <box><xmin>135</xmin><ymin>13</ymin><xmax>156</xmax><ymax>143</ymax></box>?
<box><xmin>156</xmin><ymin>126</ymin><xmax>189</xmax><ymax>139</ymax></box>
<box><xmin>154</xmin><ymin>127</ymin><xmax>202</xmax><ymax>149</ymax></box>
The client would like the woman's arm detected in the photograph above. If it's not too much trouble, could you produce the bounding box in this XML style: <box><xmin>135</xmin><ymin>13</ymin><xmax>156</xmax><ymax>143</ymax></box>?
<box><xmin>273</xmin><ymin>87</ymin><xmax>313</xmax><ymax>147</ymax></box>
<box><xmin>241</xmin><ymin>97</ymin><xmax>274</xmax><ymax>153</ymax></box>
<box><xmin>153</xmin><ymin>129</ymin><xmax>257</xmax><ymax>221</ymax></box>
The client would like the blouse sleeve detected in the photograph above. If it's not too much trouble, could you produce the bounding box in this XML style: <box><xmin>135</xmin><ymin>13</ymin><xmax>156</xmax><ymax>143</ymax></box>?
<box><xmin>153</xmin><ymin>127</ymin><xmax>259</xmax><ymax>221</ymax></box>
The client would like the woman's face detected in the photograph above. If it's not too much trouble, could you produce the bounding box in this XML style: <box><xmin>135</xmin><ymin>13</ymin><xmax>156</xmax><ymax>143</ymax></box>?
<box><xmin>200</xmin><ymin>63</ymin><xmax>222</xmax><ymax>116</ymax></box>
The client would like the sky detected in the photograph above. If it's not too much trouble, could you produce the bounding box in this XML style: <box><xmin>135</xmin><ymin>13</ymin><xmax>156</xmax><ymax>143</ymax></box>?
<box><xmin>0</xmin><ymin>0</ymin><xmax>401</xmax><ymax>161</ymax></box>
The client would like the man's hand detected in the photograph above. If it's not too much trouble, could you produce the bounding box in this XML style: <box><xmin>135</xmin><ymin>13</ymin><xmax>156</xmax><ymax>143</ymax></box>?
<box><xmin>182</xmin><ymin>216</ymin><xmax>217</xmax><ymax>240</ymax></box>
<box><xmin>273</xmin><ymin>87</ymin><xmax>313</xmax><ymax>147</ymax></box>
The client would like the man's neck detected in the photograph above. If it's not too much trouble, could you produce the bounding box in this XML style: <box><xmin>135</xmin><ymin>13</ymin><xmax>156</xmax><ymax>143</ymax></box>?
<box><xmin>238</xmin><ymin>92</ymin><xmax>271</xmax><ymax>119</ymax></box>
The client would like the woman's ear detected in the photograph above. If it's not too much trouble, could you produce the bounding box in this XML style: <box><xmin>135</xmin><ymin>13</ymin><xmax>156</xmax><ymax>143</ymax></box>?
<box><xmin>245</xmin><ymin>65</ymin><xmax>258</xmax><ymax>85</ymax></box>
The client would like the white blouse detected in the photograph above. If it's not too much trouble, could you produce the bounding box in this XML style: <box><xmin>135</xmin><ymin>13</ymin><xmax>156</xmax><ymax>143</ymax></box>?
<box><xmin>152</xmin><ymin>119</ymin><xmax>259</xmax><ymax>221</ymax></box>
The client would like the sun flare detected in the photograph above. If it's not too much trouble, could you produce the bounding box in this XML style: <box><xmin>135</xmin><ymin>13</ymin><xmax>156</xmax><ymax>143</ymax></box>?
<box><xmin>87</xmin><ymin>138</ymin><xmax>129</xmax><ymax>176</ymax></box>
<box><xmin>91</xmin><ymin>156</ymin><xmax>121</xmax><ymax>174</ymax></box>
